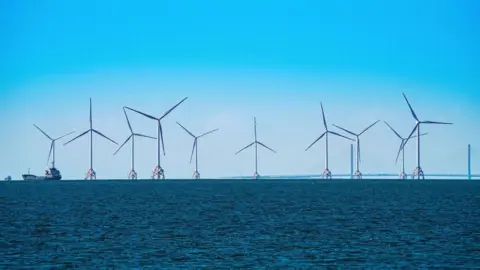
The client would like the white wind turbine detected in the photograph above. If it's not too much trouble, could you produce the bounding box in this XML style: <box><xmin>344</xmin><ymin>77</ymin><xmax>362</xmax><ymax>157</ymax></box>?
<box><xmin>235</xmin><ymin>117</ymin><xmax>276</xmax><ymax>179</ymax></box>
<box><xmin>125</xmin><ymin>97</ymin><xmax>188</xmax><ymax>179</ymax></box>
<box><xmin>33</xmin><ymin>124</ymin><xmax>75</xmax><ymax>169</ymax></box>
<box><xmin>113</xmin><ymin>107</ymin><xmax>157</xmax><ymax>180</ymax></box>
<box><xmin>384</xmin><ymin>121</ymin><xmax>427</xmax><ymax>179</ymax></box>
<box><xmin>332</xmin><ymin>120</ymin><xmax>380</xmax><ymax>179</ymax></box>
<box><xmin>400</xmin><ymin>93</ymin><xmax>452</xmax><ymax>179</ymax></box>
<box><xmin>305</xmin><ymin>103</ymin><xmax>354</xmax><ymax>179</ymax></box>
<box><xmin>177</xmin><ymin>122</ymin><xmax>219</xmax><ymax>179</ymax></box>
<box><xmin>64</xmin><ymin>98</ymin><xmax>118</xmax><ymax>180</ymax></box>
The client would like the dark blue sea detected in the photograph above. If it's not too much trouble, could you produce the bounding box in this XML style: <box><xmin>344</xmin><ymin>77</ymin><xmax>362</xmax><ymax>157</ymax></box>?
<box><xmin>1</xmin><ymin>180</ymin><xmax>479</xmax><ymax>268</ymax></box>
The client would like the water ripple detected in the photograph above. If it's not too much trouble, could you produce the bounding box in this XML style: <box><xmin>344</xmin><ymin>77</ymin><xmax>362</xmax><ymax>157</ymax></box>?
<box><xmin>1</xmin><ymin>180</ymin><xmax>479</xmax><ymax>268</ymax></box>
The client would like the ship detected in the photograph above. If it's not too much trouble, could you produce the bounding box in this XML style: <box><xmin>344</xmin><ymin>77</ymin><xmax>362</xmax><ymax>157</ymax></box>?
<box><xmin>22</xmin><ymin>167</ymin><xmax>62</xmax><ymax>181</ymax></box>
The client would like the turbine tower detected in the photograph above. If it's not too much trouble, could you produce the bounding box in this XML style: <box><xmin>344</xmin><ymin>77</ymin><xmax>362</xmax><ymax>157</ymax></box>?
<box><xmin>113</xmin><ymin>107</ymin><xmax>157</xmax><ymax>180</ymax></box>
<box><xmin>235</xmin><ymin>117</ymin><xmax>276</xmax><ymax>180</ymax></box>
<box><xmin>332</xmin><ymin>120</ymin><xmax>380</xmax><ymax>179</ymax></box>
<box><xmin>384</xmin><ymin>121</ymin><xmax>427</xmax><ymax>179</ymax></box>
<box><xmin>125</xmin><ymin>97</ymin><xmax>188</xmax><ymax>179</ymax></box>
<box><xmin>176</xmin><ymin>122</ymin><xmax>219</xmax><ymax>179</ymax></box>
<box><xmin>33</xmin><ymin>124</ymin><xmax>75</xmax><ymax>168</ymax></box>
<box><xmin>400</xmin><ymin>93</ymin><xmax>452</xmax><ymax>179</ymax></box>
<box><xmin>305</xmin><ymin>103</ymin><xmax>354</xmax><ymax>179</ymax></box>
<box><xmin>64</xmin><ymin>98</ymin><xmax>118</xmax><ymax>180</ymax></box>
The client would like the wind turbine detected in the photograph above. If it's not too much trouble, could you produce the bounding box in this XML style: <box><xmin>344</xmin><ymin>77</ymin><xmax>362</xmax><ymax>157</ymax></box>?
<box><xmin>400</xmin><ymin>93</ymin><xmax>453</xmax><ymax>179</ymax></box>
<box><xmin>235</xmin><ymin>117</ymin><xmax>276</xmax><ymax>179</ymax></box>
<box><xmin>332</xmin><ymin>120</ymin><xmax>380</xmax><ymax>179</ymax></box>
<box><xmin>305</xmin><ymin>103</ymin><xmax>354</xmax><ymax>179</ymax></box>
<box><xmin>33</xmin><ymin>124</ymin><xmax>75</xmax><ymax>168</ymax></box>
<box><xmin>176</xmin><ymin>122</ymin><xmax>219</xmax><ymax>179</ymax></box>
<box><xmin>384</xmin><ymin>121</ymin><xmax>427</xmax><ymax>179</ymax></box>
<box><xmin>113</xmin><ymin>107</ymin><xmax>157</xmax><ymax>180</ymax></box>
<box><xmin>125</xmin><ymin>97</ymin><xmax>188</xmax><ymax>179</ymax></box>
<box><xmin>64</xmin><ymin>98</ymin><xmax>118</xmax><ymax>180</ymax></box>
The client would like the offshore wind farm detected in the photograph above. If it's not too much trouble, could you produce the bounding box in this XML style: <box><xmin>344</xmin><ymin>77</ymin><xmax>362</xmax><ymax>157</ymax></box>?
<box><xmin>3</xmin><ymin>2</ymin><xmax>480</xmax><ymax>268</ymax></box>
<box><xmin>7</xmin><ymin>92</ymin><xmax>478</xmax><ymax>181</ymax></box>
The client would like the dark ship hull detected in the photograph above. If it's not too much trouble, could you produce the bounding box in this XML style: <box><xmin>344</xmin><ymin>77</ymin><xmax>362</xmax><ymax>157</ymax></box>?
<box><xmin>22</xmin><ymin>167</ymin><xmax>62</xmax><ymax>181</ymax></box>
<box><xmin>22</xmin><ymin>174</ymin><xmax>62</xmax><ymax>180</ymax></box>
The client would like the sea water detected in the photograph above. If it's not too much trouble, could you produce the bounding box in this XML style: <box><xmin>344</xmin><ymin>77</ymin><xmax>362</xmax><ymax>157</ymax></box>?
<box><xmin>1</xmin><ymin>180</ymin><xmax>479</xmax><ymax>268</ymax></box>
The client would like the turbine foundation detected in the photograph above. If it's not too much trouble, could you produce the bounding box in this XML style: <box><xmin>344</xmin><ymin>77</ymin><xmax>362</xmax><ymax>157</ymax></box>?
<box><xmin>399</xmin><ymin>171</ymin><xmax>407</xmax><ymax>180</ymax></box>
<box><xmin>323</xmin><ymin>168</ymin><xmax>332</xmax><ymax>179</ymax></box>
<box><xmin>192</xmin><ymin>170</ymin><xmax>200</xmax><ymax>179</ymax></box>
<box><xmin>412</xmin><ymin>167</ymin><xmax>425</xmax><ymax>180</ymax></box>
<box><xmin>253</xmin><ymin>172</ymin><xmax>260</xmax><ymax>180</ymax></box>
<box><xmin>354</xmin><ymin>170</ymin><xmax>362</xmax><ymax>179</ymax></box>
<box><xmin>85</xmin><ymin>168</ymin><xmax>96</xmax><ymax>180</ymax></box>
<box><xmin>128</xmin><ymin>169</ymin><xmax>138</xmax><ymax>180</ymax></box>
<box><xmin>152</xmin><ymin>166</ymin><xmax>165</xmax><ymax>180</ymax></box>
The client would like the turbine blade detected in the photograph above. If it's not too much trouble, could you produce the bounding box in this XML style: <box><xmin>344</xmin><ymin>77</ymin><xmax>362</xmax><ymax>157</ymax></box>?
<box><xmin>93</xmin><ymin>129</ymin><xmax>118</xmax><ymax>145</ymax></box>
<box><xmin>359</xmin><ymin>120</ymin><xmax>380</xmax><ymax>136</ymax></box>
<box><xmin>198</xmin><ymin>128</ymin><xmax>219</xmax><ymax>138</ymax></box>
<box><xmin>123</xmin><ymin>107</ymin><xmax>133</xmax><ymax>133</ymax></box>
<box><xmin>33</xmin><ymin>124</ymin><xmax>53</xmax><ymax>140</ymax></box>
<box><xmin>235</xmin><ymin>142</ymin><xmax>255</xmax><ymax>155</ymax></box>
<box><xmin>159</xmin><ymin>124</ymin><xmax>166</xmax><ymax>156</ymax></box>
<box><xmin>422</xmin><ymin>120</ymin><xmax>453</xmax><ymax>125</ymax></box>
<box><xmin>124</xmin><ymin>106</ymin><xmax>158</xmax><ymax>121</ymax></box>
<box><xmin>328</xmin><ymin>131</ymin><xmax>354</xmax><ymax>141</ymax></box>
<box><xmin>395</xmin><ymin>140</ymin><xmax>403</xmax><ymax>164</ymax></box>
<box><xmin>320</xmin><ymin>103</ymin><xmax>328</xmax><ymax>130</ymax></box>
<box><xmin>402</xmin><ymin>93</ymin><xmax>419</xmax><ymax>121</ymax></box>
<box><xmin>332</xmin><ymin>124</ymin><xmax>356</xmax><ymax>137</ymax></box>
<box><xmin>305</xmin><ymin>131</ymin><xmax>326</xmax><ymax>151</ymax></box>
<box><xmin>258</xmin><ymin>141</ymin><xmax>276</xmax><ymax>153</ymax></box>
<box><xmin>400</xmin><ymin>124</ymin><xmax>418</xmax><ymax>152</ymax></box>
<box><xmin>134</xmin><ymin>133</ymin><xmax>156</xmax><ymax>140</ymax></box>
<box><xmin>64</xmin><ymin>130</ymin><xmax>90</xmax><ymax>146</ymax></box>
<box><xmin>47</xmin><ymin>142</ymin><xmax>53</xmax><ymax>165</ymax></box>
<box><xmin>55</xmin><ymin>130</ymin><xmax>75</xmax><ymax>141</ymax></box>
<box><xmin>176</xmin><ymin>122</ymin><xmax>195</xmax><ymax>138</ymax></box>
<box><xmin>384</xmin><ymin>121</ymin><xmax>402</xmax><ymax>140</ymax></box>
<box><xmin>113</xmin><ymin>135</ymin><xmax>132</xmax><ymax>156</ymax></box>
<box><xmin>189</xmin><ymin>139</ymin><xmax>197</xmax><ymax>163</ymax></box>
<box><xmin>159</xmin><ymin>97</ymin><xmax>188</xmax><ymax>120</ymax></box>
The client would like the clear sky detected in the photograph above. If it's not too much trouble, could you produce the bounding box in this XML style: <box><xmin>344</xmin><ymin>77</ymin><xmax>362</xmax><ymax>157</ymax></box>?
<box><xmin>1</xmin><ymin>0</ymin><xmax>479</xmax><ymax>179</ymax></box>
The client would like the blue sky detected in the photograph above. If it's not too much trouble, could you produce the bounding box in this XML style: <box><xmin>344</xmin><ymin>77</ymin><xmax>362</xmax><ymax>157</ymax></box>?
<box><xmin>1</xmin><ymin>0</ymin><xmax>479</xmax><ymax>179</ymax></box>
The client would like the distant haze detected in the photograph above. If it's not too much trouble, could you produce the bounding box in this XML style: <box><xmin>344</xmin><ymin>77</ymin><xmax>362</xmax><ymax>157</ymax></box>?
<box><xmin>1</xmin><ymin>0</ymin><xmax>478</xmax><ymax>179</ymax></box>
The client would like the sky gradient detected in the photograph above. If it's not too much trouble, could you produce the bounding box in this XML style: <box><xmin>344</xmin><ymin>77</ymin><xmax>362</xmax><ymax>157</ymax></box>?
<box><xmin>1</xmin><ymin>0</ymin><xmax>479</xmax><ymax>179</ymax></box>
